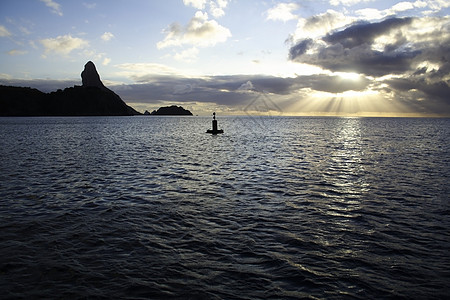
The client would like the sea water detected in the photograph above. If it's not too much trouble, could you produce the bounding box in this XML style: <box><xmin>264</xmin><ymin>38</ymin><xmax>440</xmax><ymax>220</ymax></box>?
<box><xmin>0</xmin><ymin>116</ymin><xmax>449</xmax><ymax>299</ymax></box>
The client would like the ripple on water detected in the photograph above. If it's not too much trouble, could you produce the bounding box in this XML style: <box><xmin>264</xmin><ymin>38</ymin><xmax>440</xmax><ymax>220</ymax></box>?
<box><xmin>0</xmin><ymin>116</ymin><xmax>449</xmax><ymax>299</ymax></box>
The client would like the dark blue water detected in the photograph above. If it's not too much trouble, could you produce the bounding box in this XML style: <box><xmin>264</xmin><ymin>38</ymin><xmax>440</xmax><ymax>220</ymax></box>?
<box><xmin>1</xmin><ymin>116</ymin><xmax>449</xmax><ymax>299</ymax></box>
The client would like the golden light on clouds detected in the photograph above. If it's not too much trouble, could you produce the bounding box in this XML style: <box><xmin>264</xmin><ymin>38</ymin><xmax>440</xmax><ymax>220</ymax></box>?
<box><xmin>284</xmin><ymin>88</ymin><xmax>425</xmax><ymax>117</ymax></box>
<box><xmin>335</xmin><ymin>72</ymin><xmax>361</xmax><ymax>81</ymax></box>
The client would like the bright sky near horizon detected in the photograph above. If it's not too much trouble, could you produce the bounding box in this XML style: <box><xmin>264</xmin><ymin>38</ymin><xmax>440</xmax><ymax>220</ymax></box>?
<box><xmin>0</xmin><ymin>0</ymin><xmax>449</xmax><ymax>116</ymax></box>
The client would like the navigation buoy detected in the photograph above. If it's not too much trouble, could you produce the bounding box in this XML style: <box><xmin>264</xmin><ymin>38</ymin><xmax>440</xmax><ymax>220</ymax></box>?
<box><xmin>206</xmin><ymin>112</ymin><xmax>224</xmax><ymax>134</ymax></box>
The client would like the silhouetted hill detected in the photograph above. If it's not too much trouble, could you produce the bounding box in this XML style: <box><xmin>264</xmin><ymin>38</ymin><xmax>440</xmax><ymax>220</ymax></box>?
<box><xmin>0</xmin><ymin>61</ymin><xmax>139</xmax><ymax>116</ymax></box>
<box><xmin>0</xmin><ymin>86</ymin><xmax>49</xmax><ymax>116</ymax></box>
<box><xmin>150</xmin><ymin>105</ymin><xmax>192</xmax><ymax>116</ymax></box>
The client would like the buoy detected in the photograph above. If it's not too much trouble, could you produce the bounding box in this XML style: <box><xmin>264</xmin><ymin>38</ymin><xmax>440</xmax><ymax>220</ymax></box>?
<box><xmin>206</xmin><ymin>112</ymin><xmax>224</xmax><ymax>134</ymax></box>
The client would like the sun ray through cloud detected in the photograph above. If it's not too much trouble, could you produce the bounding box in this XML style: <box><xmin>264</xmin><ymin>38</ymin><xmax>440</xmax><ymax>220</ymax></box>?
<box><xmin>0</xmin><ymin>0</ymin><xmax>448</xmax><ymax>116</ymax></box>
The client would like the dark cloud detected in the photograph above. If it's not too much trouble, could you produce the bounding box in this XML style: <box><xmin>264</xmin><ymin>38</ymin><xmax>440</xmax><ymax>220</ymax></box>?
<box><xmin>288</xmin><ymin>16</ymin><xmax>450</xmax><ymax>114</ymax></box>
<box><xmin>110</xmin><ymin>75</ymin><xmax>258</xmax><ymax>106</ymax></box>
<box><xmin>322</xmin><ymin>45</ymin><xmax>420</xmax><ymax>76</ymax></box>
<box><xmin>323</xmin><ymin>17</ymin><xmax>412</xmax><ymax>48</ymax></box>
<box><xmin>0</xmin><ymin>72</ymin><xmax>371</xmax><ymax>109</ymax></box>
<box><xmin>289</xmin><ymin>38</ymin><xmax>312</xmax><ymax>60</ymax></box>
<box><xmin>385</xmin><ymin>77</ymin><xmax>450</xmax><ymax>114</ymax></box>
<box><xmin>107</xmin><ymin>72</ymin><xmax>375</xmax><ymax>110</ymax></box>
<box><xmin>290</xmin><ymin>17</ymin><xmax>421</xmax><ymax>77</ymax></box>
<box><xmin>309</xmin><ymin>75</ymin><xmax>370</xmax><ymax>93</ymax></box>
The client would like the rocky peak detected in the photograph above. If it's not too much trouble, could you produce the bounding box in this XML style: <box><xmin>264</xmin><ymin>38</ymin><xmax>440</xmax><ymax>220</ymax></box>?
<box><xmin>81</xmin><ymin>61</ymin><xmax>105</xmax><ymax>89</ymax></box>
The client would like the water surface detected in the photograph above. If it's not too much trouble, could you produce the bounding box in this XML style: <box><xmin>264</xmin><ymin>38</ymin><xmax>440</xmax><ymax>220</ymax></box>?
<box><xmin>1</xmin><ymin>116</ymin><xmax>449</xmax><ymax>299</ymax></box>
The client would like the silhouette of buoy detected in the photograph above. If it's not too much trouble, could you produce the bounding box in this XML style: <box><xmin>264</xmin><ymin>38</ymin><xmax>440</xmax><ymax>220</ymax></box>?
<box><xmin>206</xmin><ymin>112</ymin><xmax>224</xmax><ymax>134</ymax></box>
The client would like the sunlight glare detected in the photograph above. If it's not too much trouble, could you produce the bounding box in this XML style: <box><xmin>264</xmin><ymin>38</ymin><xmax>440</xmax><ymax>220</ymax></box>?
<box><xmin>335</xmin><ymin>72</ymin><xmax>361</xmax><ymax>80</ymax></box>
<box><xmin>285</xmin><ymin>88</ymin><xmax>421</xmax><ymax>117</ymax></box>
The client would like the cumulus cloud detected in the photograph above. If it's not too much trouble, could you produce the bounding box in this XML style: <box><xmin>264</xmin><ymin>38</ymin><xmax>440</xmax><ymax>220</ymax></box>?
<box><xmin>40</xmin><ymin>34</ymin><xmax>89</xmax><ymax>55</ymax></box>
<box><xmin>183</xmin><ymin>0</ymin><xmax>207</xmax><ymax>10</ymax></box>
<box><xmin>424</xmin><ymin>0</ymin><xmax>450</xmax><ymax>12</ymax></box>
<box><xmin>288</xmin><ymin>15</ymin><xmax>450</xmax><ymax>113</ymax></box>
<box><xmin>290</xmin><ymin>17</ymin><xmax>416</xmax><ymax>76</ymax></box>
<box><xmin>101</xmin><ymin>32</ymin><xmax>114</xmax><ymax>42</ymax></box>
<box><xmin>183</xmin><ymin>0</ymin><xmax>229</xmax><ymax>18</ymax></box>
<box><xmin>237</xmin><ymin>81</ymin><xmax>255</xmax><ymax>91</ymax></box>
<box><xmin>209</xmin><ymin>0</ymin><xmax>229</xmax><ymax>18</ymax></box>
<box><xmin>355</xmin><ymin>1</ymin><xmax>438</xmax><ymax>20</ymax></box>
<box><xmin>266</xmin><ymin>3</ymin><xmax>299</xmax><ymax>22</ymax></box>
<box><xmin>323</xmin><ymin>17</ymin><xmax>413</xmax><ymax>49</ymax></box>
<box><xmin>330</xmin><ymin>0</ymin><xmax>373</xmax><ymax>6</ymax></box>
<box><xmin>157</xmin><ymin>11</ymin><xmax>231</xmax><ymax>49</ymax></box>
<box><xmin>292</xmin><ymin>10</ymin><xmax>355</xmax><ymax>41</ymax></box>
<box><xmin>288</xmin><ymin>39</ymin><xmax>313</xmax><ymax>60</ymax></box>
<box><xmin>392</xmin><ymin>1</ymin><xmax>415</xmax><ymax>12</ymax></box>
<box><xmin>40</xmin><ymin>0</ymin><xmax>63</xmax><ymax>16</ymax></box>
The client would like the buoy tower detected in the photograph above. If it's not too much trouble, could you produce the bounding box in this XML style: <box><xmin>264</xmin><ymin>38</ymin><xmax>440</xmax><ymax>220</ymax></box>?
<box><xmin>206</xmin><ymin>112</ymin><xmax>224</xmax><ymax>134</ymax></box>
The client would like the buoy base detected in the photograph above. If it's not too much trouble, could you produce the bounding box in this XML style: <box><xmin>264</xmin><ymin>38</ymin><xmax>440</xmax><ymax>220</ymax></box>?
<box><xmin>206</xmin><ymin>129</ymin><xmax>224</xmax><ymax>134</ymax></box>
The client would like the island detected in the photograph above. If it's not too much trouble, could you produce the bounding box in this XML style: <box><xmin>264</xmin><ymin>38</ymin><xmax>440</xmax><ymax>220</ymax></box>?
<box><xmin>0</xmin><ymin>61</ymin><xmax>139</xmax><ymax>116</ymax></box>
<box><xmin>149</xmin><ymin>105</ymin><xmax>193</xmax><ymax>116</ymax></box>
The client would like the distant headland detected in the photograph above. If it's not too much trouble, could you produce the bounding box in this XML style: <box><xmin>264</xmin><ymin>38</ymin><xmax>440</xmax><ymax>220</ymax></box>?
<box><xmin>145</xmin><ymin>105</ymin><xmax>193</xmax><ymax>116</ymax></box>
<box><xmin>0</xmin><ymin>61</ymin><xmax>139</xmax><ymax>116</ymax></box>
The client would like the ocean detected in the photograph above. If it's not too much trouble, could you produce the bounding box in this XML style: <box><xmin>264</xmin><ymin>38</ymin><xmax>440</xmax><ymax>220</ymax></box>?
<box><xmin>0</xmin><ymin>116</ymin><xmax>449</xmax><ymax>299</ymax></box>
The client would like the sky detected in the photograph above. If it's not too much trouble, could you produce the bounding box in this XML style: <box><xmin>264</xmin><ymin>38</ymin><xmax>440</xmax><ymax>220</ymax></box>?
<box><xmin>0</xmin><ymin>0</ymin><xmax>449</xmax><ymax>116</ymax></box>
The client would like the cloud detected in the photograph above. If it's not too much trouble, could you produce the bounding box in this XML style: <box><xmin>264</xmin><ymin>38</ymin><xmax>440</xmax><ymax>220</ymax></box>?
<box><xmin>329</xmin><ymin>0</ymin><xmax>373</xmax><ymax>6</ymax></box>
<box><xmin>266</xmin><ymin>3</ymin><xmax>299</xmax><ymax>22</ymax></box>
<box><xmin>0</xmin><ymin>78</ymin><xmax>79</xmax><ymax>93</ymax></box>
<box><xmin>355</xmin><ymin>1</ymin><xmax>441</xmax><ymax>20</ymax></box>
<box><xmin>114</xmin><ymin>70</ymin><xmax>370</xmax><ymax>104</ymax></box>
<box><xmin>309</xmin><ymin>74</ymin><xmax>370</xmax><ymax>93</ymax></box>
<box><xmin>40</xmin><ymin>0</ymin><xmax>63</xmax><ymax>16</ymax></box>
<box><xmin>40</xmin><ymin>34</ymin><xmax>89</xmax><ymax>55</ymax></box>
<box><xmin>288</xmin><ymin>39</ymin><xmax>312</xmax><ymax>60</ymax></box>
<box><xmin>114</xmin><ymin>62</ymin><xmax>203</xmax><ymax>80</ymax></box>
<box><xmin>102</xmin><ymin>57</ymin><xmax>111</xmax><ymax>65</ymax></box>
<box><xmin>173</xmin><ymin>83</ymin><xmax>194</xmax><ymax>94</ymax></box>
<box><xmin>355</xmin><ymin>8</ymin><xmax>386</xmax><ymax>20</ymax></box>
<box><xmin>382</xmin><ymin>76</ymin><xmax>450</xmax><ymax>114</ymax></box>
<box><xmin>3</xmin><ymin>69</ymin><xmax>448</xmax><ymax>116</ymax></box>
<box><xmin>323</xmin><ymin>17</ymin><xmax>413</xmax><ymax>49</ymax></box>
<box><xmin>83</xmin><ymin>2</ymin><xmax>97</xmax><ymax>9</ymax></box>
<box><xmin>292</xmin><ymin>10</ymin><xmax>355</xmax><ymax>41</ymax></box>
<box><xmin>288</xmin><ymin>15</ymin><xmax>450</xmax><ymax>114</ymax></box>
<box><xmin>290</xmin><ymin>17</ymin><xmax>419</xmax><ymax>76</ymax></box>
<box><xmin>392</xmin><ymin>1</ymin><xmax>415</xmax><ymax>12</ymax></box>
<box><xmin>237</xmin><ymin>81</ymin><xmax>255</xmax><ymax>91</ymax></box>
<box><xmin>209</xmin><ymin>0</ymin><xmax>229</xmax><ymax>18</ymax></box>
<box><xmin>183</xmin><ymin>0</ymin><xmax>207</xmax><ymax>9</ymax></box>
<box><xmin>101</xmin><ymin>32</ymin><xmax>114</xmax><ymax>42</ymax></box>
<box><xmin>157</xmin><ymin>11</ymin><xmax>231</xmax><ymax>49</ymax></box>
<box><xmin>7</xmin><ymin>49</ymin><xmax>28</xmax><ymax>56</ymax></box>
<box><xmin>101</xmin><ymin>72</ymin><xmax>381</xmax><ymax>116</ymax></box>
<box><xmin>424</xmin><ymin>0</ymin><xmax>450</xmax><ymax>13</ymax></box>
<box><xmin>174</xmin><ymin>47</ymin><xmax>199</xmax><ymax>62</ymax></box>
<box><xmin>183</xmin><ymin>0</ymin><xmax>229</xmax><ymax>18</ymax></box>
<box><xmin>0</xmin><ymin>25</ymin><xmax>12</xmax><ymax>37</ymax></box>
